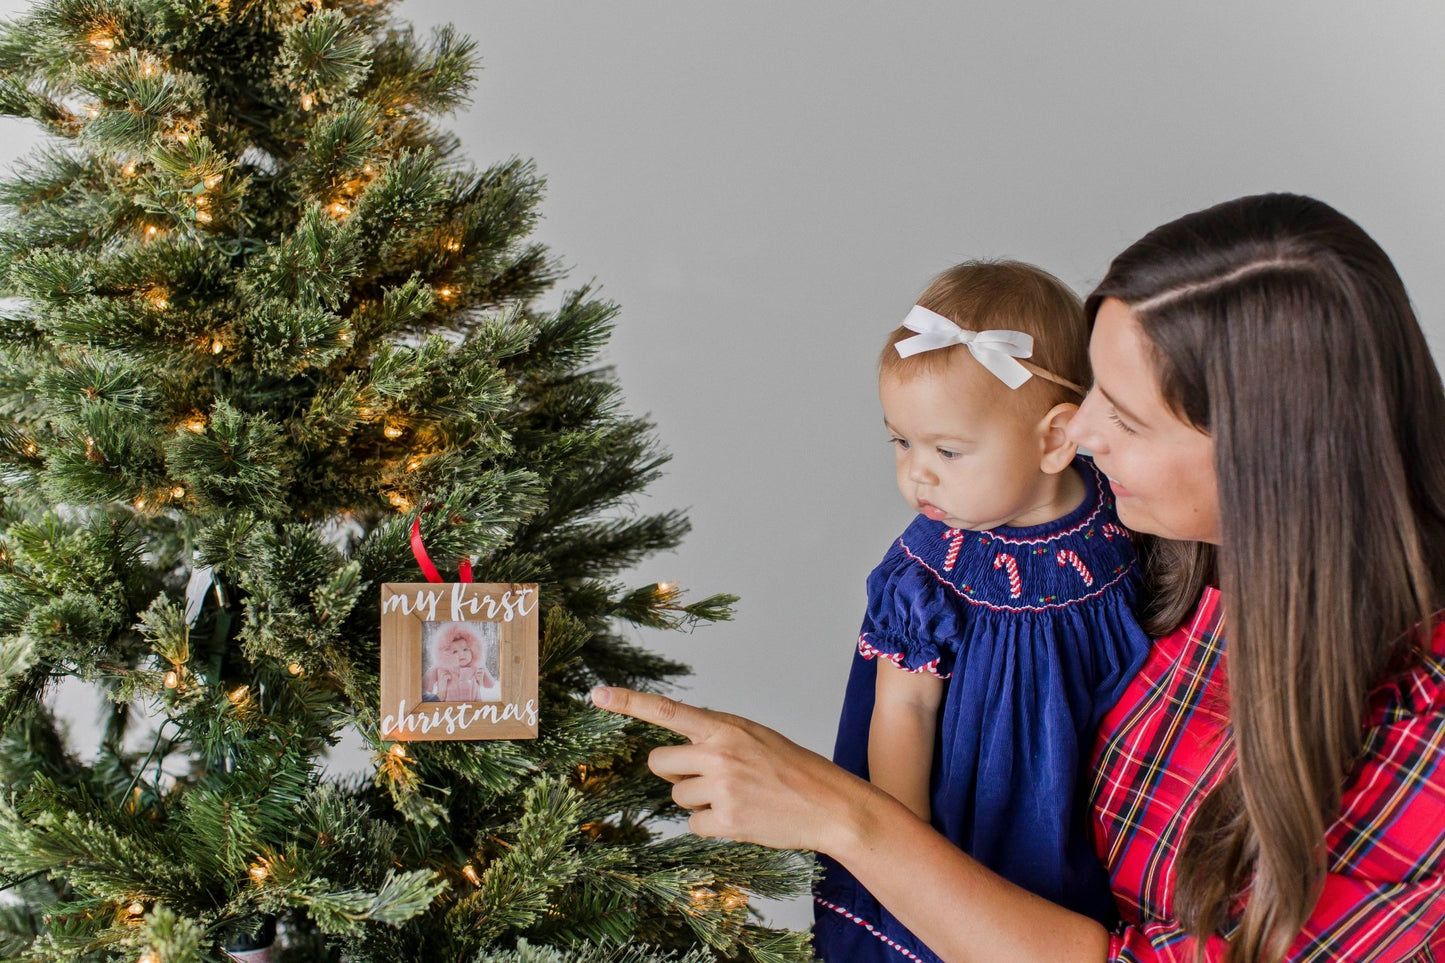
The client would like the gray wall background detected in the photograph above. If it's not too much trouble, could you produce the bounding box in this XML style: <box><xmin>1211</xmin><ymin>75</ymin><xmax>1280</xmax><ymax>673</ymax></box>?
<box><xmin>6</xmin><ymin>0</ymin><xmax>1445</xmax><ymax>932</ymax></box>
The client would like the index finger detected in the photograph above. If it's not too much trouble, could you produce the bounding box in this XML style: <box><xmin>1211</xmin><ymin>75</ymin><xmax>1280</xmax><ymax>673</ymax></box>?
<box><xmin>591</xmin><ymin>686</ymin><xmax>721</xmax><ymax>742</ymax></box>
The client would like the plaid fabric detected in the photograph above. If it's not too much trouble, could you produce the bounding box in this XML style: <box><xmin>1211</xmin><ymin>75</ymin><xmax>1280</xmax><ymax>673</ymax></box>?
<box><xmin>1090</xmin><ymin>587</ymin><xmax>1445</xmax><ymax>961</ymax></box>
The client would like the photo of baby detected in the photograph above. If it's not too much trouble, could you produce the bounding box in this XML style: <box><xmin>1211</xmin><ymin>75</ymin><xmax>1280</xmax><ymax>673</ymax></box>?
<box><xmin>421</xmin><ymin>620</ymin><xmax>502</xmax><ymax>703</ymax></box>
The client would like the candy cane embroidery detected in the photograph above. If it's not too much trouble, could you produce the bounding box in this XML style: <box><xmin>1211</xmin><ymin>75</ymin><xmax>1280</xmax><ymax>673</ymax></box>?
<box><xmin>941</xmin><ymin>528</ymin><xmax>965</xmax><ymax>571</ymax></box>
<box><xmin>1101</xmin><ymin>522</ymin><xmax>1129</xmax><ymax>541</ymax></box>
<box><xmin>993</xmin><ymin>552</ymin><xmax>1022</xmax><ymax>598</ymax></box>
<box><xmin>1056</xmin><ymin>549</ymin><xmax>1094</xmax><ymax>586</ymax></box>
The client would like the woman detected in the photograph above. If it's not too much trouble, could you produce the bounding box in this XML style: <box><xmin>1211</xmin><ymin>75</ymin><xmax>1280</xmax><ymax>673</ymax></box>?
<box><xmin>593</xmin><ymin>193</ymin><xmax>1445</xmax><ymax>962</ymax></box>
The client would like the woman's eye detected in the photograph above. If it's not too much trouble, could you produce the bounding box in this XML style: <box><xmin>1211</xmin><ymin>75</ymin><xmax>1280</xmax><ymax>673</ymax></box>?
<box><xmin>1108</xmin><ymin>410</ymin><xmax>1138</xmax><ymax>436</ymax></box>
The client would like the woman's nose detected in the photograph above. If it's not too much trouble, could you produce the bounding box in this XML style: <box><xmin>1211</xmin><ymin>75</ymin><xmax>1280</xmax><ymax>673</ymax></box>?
<box><xmin>1067</xmin><ymin>391</ymin><xmax>1105</xmax><ymax>452</ymax></box>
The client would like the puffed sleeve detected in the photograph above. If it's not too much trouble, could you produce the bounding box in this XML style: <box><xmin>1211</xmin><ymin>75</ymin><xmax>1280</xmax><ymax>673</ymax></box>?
<box><xmin>1108</xmin><ymin>710</ymin><xmax>1445</xmax><ymax>961</ymax></box>
<box><xmin>856</xmin><ymin>540</ymin><xmax>962</xmax><ymax>679</ymax></box>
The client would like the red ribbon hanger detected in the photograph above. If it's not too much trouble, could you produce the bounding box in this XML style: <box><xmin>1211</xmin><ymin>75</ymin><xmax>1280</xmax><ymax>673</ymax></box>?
<box><xmin>409</xmin><ymin>509</ymin><xmax>473</xmax><ymax>583</ymax></box>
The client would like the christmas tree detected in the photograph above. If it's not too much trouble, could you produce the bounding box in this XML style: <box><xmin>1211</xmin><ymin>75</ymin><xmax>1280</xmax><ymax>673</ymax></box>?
<box><xmin>0</xmin><ymin>0</ymin><xmax>812</xmax><ymax>960</ymax></box>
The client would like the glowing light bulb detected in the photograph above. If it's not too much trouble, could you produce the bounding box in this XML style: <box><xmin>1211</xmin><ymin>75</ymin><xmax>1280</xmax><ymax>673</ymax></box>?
<box><xmin>184</xmin><ymin>415</ymin><xmax>207</xmax><ymax>433</ymax></box>
<box><xmin>145</xmin><ymin>225</ymin><xmax>159</xmax><ymax>238</ymax></box>
<box><xmin>300</xmin><ymin>92</ymin><xmax>314</xmax><ymax>111</ymax></box>
<box><xmin>195</xmin><ymin>210</ymin><xmax>212</xmax><ymax>224</ymax></box>
<box><xmin>133</xmin><ymin>497</ymin><xmax>146</xmax><ymax>510</ymax></box>
<box><xmin>128</xmin><ymin>900</ymin><xmax>145</xmax><ymax>917</ymax></box>
<box><xmin>389</xmin><ymin>744</ymin><xmax>406</xmax><ymax>758</ymax></box>
<box><xmin>170</xmin><ymin>486</ymin><xmax>185</xmax><ymax>499</ymax></box>
<box><xmin>462</xmin><ymin>864</ymin><xmax>480</xmax><ymax>885</ymax></box>
<box><xmin>361</xmin><ymin>163</ymin><xmax>374</xmax><ymax>174</ymax></box>
<box><xmin>657</xmin><ymin>581</ymin><xmax>678</xmax><ymax>596</ymax></box>
<box><xmin>140</xmin><ymin>62</ymin><xmax>156</xmax><ymax>78</ymax></box>
<box><xmin>436</xmin><ymin>286</ymin><xmax>454</xmax><ymax>299</ymax></box>
<box><xmin>406</xmin><ymin>456</ymin><xmax>423</xmax><ymax>472</ymax></box>
<box><xmin>444</xmin><ymin>238</ymin><xmax>461</xmax><ymax>252</ymax></box>
<box><xmin>138</xmin><ymin>952</ymin><xmax>158</xmax><ymax>963</ymax></box>
<box><xmin>164</xmin><ymin>671</ymin><xmax>178</xmax><ymax>689</ymax></box>
<box><xmin>90</xmin><ymin>35</ymin><xmax>114</xmax><ymax>52</ymax></box>
<box><xmin>23</xmin><ymin>442</ymin><xmax>37</xmax><ymax>456</ymax></box>
<box><xmin>248</xmin><ymin>861</ymin><xmax>268</xmax><ymax>882</ymax></box>
<box><xmin>287</xmin><ymin>662</ymin><xmax>303</xmax><ymax>676</ymax></box>
<box><xmin>121</xmin><ymin>160</ymin><xmax>137</xmax><ymax>177</ymax></box>
<box><xmin>338</xmin><ymin>330</ymin><xmax>353</xmax><ymax>343</ymax></box>
<box><xmin>211</xmin><ymin>339</ymin><xmax>224</xmax><ymax>354</ymax></box>
<box><xmin>383</xmin><ymin>423</ymin><xmax>404</xmax><ymax>439</ymax></box>
<box><xmin>328</xmin><ymin>200</ymin><xmax>350</xmax><ymax>218</ymax></box>
<box><xmin>228</xmin><ymin>685</ymin><xmax>248</xmax><ymax>704</ymax></box>
<box><xmin>388</xmin><ymin>492</ymin><xmax>413</xmax><ymax>511</ymax></box>
<box><xmin>204</xmin><ymin>173</ymin><xmax>222</xmax><ymax>189</ymax></box>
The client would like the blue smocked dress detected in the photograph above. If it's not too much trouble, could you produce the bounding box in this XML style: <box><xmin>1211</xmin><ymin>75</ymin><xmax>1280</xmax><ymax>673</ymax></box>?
<box><xmin>813</xmin><ymin>457</ymin><xmax>1151</xmax><ymax>962</ymax></box>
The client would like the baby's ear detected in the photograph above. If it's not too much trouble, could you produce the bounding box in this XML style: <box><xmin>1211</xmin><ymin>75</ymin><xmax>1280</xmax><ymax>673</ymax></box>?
<box><xmin>1037</xmin><ymin>402</ymin><xmax>1079</xmax><ymax>474</ymax></box>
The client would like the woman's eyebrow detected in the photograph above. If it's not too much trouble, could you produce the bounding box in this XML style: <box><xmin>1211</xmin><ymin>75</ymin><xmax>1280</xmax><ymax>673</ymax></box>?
<box><xmin>1098</xmin><ymin>385</ymin><xmax>1150</xmax><ymax>427</ymax></box>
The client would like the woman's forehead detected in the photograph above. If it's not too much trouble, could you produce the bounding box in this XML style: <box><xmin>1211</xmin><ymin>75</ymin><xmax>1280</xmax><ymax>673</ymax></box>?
<box><xmin>1091</xmin><ymin>300</ymin><xmax>1164</xmax><ymax>413</ymax></box>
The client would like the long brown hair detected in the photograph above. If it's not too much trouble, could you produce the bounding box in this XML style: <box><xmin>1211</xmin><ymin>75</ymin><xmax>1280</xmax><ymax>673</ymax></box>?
<box><xmin>1086</xmin><ymin>194</ymin><xmax>1445</xmax><ymax>961</ymax></box>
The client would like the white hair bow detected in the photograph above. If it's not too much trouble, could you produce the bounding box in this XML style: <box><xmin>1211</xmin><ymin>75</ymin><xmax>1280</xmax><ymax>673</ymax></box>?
<box><xmin>894</xmin><ymin>305</ymin><xmax>1035</xmax><ymax>390</ymax></box>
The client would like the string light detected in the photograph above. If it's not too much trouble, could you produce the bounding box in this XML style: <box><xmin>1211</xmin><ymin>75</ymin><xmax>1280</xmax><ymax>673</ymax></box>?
<box><xmin>388</xmin><ymin>492</ymin><xmax>413</xmax><ymax>511</ymax></box>
<box><xmin>656</xmin><ymin>581</ymin><xmax>678</xmax><ymax>597</ymax></box>
<box><xmin>405</xmin><ymin>456</ymin><xmax>424</xmax><ymax>472</ymax></box>
<box><xmin>195</xmin><ymin>210</ymin><xmax>212</xmax><ymax>224</ymax></box>
<box><xmin>211</xmin><ymin>339</ymin><xmax>224</xmax><ymax>354</ymax></box>
<box><xmin>23</xmin><ymin>442</ymin><xmax>37</xmax><ymax>456</ymax></box>
<box><xmin>203</xmin><ymin>173</ymin><xmax>223</xmax><ymax>189</ymax></box>
<box><xmin>436</xmin><ymin>286</ymin><xmax>455</xmax><ymax>300</ymax></box>
<box><xmin>287</xmin><ymin>662</ymin><xmax>303</xmax><ymax>676</ymax></box>
<box><xmin>228</xmin><ymin>685</ymin><xmax>249</xmax><ymax>704</ymax></box>
<box><xmin>443</xmin><ymin>238</ymin><xmax>461</xmax><ymax>252</ymax></box>
<box><xmin>389</xmin><ymin>744</ymin><xmax>407</xmax><ymax>758</ymax></box>
<box><xmin>183</xmin><ymin>414</ymin><xmax>207</xmax><ymax>433</ymax></box>
<box><xmin>164</xmin><ymin>671</ymin><xmax>178</xmax><ymax>689</ymax></box>
<box><xmin>127</xmin><ymin>901</ymin><xmax>146</xmax><ymax>917</ymax></box>
<box><xmin>461</xmin><ymin>864</ymin><xmax>480</xmax><ymax>886</ymax></box>
<box><xmin>361</xmin><ymin>163</ymin><xmax>374</xmax><ymax>174</ymax></box>
<box><xmin>328</xmin><ymin>200</ymin><xmax>350</xmax><ymax>219</ymax></box>
<box><xmin>300</xmin><ymin>92</ymin><xmax>315</xmax><ymax>111</ymax></box>
<box><xmin>133</xmin><ymin>497</ymin><xmax>146</xmax><ymax>510</ymax></box>
<box><xmin>138</xmin><ymin>952</ymin><xmax>159</xmax><ymax>963</ymax></box>
<box><xmin>121</xmin><ymin>160</ymin><xmax>137</xmax><ymax>177</ymax></box>
<box><xmin>140</xmin><ymin>62</ymin><xmax>157</xmax><ymax>78</ymax></box>
<box><xmin>721</xmin><ymin>888</ymin><xmax>748</xmax><ymax>910</ymax></box>
<box><xmin>144</xmin><ymin>224</ymin><xmax>161</xmax><ymax>240</ymax></box>
<box><xmin>338</xmin><ymin>330</ymin><xmax>353</xmax><ymax>343</ymax></box>
<box><xmin>383</xmin><ymin>422</ymin><xmax>404</xmax><ymax>440</ymax></box>
<box><xmin>170</xmin><ymin>486</ymin><xmax>185</xmax><ymax>499</ymax></box>
<box><xmin>85</xmin><ymin>103</ymin><xmax>100</xmax><ymax>119</ymax></box>
<box><xmin>147</xmin><ymin>288</ymin><xmax>169</xmax><ymax>310</ymax></box>
<box><xmin>90</xmin><ymin>35</ymin><xmax>115</xmax><ymax>52</ymax></box>
<box><xmin>248</xmin><ymin>860</ymin><xmax>268</xmax><ymax>883</ymax></box>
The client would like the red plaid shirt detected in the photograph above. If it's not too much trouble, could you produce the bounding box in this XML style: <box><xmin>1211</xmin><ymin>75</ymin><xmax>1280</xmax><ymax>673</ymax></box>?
<box><xmin>1090</xmin><ymin>587</ymin><xmax>1445</xmax><ymax>960</ymax></box>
